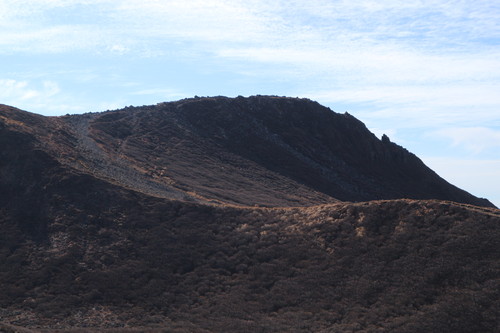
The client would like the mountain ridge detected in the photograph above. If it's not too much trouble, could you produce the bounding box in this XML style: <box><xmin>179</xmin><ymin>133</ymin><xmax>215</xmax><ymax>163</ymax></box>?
<box><xmin>2</xmin><ymin>95</ymin><xmax>493</xmax><ymax>208</ymax></box>
<box><xmin>0</xmin><ymin>97</ymin><xmax>499</xmax><ymax>331</ymax></box>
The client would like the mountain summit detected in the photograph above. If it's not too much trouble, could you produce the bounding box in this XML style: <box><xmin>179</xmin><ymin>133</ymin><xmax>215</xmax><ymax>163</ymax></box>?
<box><xmin>0</xmin><ymin>96</ymin><xmax>498</xmax><ymax>331</ymax></box>
<box><xmin>1</xmin><ymin>95</ymin><xmax>493</xmax><ymax>208</ymax></box>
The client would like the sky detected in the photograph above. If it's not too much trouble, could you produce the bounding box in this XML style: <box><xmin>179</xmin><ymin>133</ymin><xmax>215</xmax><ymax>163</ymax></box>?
<box><xmin>1</xmin><ymin>0</ymin><xmax>499</xmax><ymax>207</ymax></box>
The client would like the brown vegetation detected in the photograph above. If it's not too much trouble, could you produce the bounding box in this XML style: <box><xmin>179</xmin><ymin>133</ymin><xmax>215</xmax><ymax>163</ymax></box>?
<box><xmin>0</xmin><ymin>98</ymin><xmax>499</xmax><ymax>332</ymax></box>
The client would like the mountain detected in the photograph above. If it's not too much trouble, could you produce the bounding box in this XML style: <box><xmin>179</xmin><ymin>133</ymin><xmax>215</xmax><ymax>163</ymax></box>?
<box><xmin>0</xmin><ymin>96</ymin><xmax>499</xmax><ymax>332</ymax></box>
<box><xmin>2</xmin><ymin>95</ymin><xmax>493</xmax><ymax>208</ymax></box>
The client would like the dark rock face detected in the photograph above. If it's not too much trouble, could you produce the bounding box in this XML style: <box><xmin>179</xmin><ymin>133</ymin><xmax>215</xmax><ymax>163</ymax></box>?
<box><xmin>162</xmin><ymin>96</ymin><xmax>492</xmax><ymax>206</ymax></box>
<box><xmin>23</xmin><ymin>95</ymin><xmax>489</xmax><ymax>207</ymax></box>
<box><xmin>0</xmin><ymin>97</ymin><xmax>499</xmax><ymax>332</ymax></box>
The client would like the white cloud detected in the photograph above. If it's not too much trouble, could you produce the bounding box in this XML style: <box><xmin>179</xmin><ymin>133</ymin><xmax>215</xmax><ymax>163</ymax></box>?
<box><xmin>6</xmin><ymin>80</ymin><xmax>60</xmax><ymax>100</ymax></box>
<box><xmin>219</xmin><ymin>45</ymin><xmax>500</xmax><ymax>84</ymax></box>
<box><xmin>1</xmin><ymin>0</ymin><xmax>499</xmax><ymax>125</ymax></box>
<box><xmin>432</xmin><ymin>127</ymin><xmax>500</xmax><ymax>154</ymax></box>
<box><xmin>306</xmin><ymin>83</ymin><xmax>500</xmax><ymax>129</ymax></box>
<box><xmin>0</xmin><ymin>79</ymin><xmax>76</xmax><ymax>115</ymax></box>
<box><xmin>2</xmin><ymin>1</ymin><xmax>499</xmax><ymax>67</ymax></box>
<box><xmin>0</xmin><ymin>80</ymin><xmax>32</xmax><ymax>105</ymax></box>
<box><xmin>0</xmin><ymin>25</ymin><xmax>107</xmax><ymax>53</ymax></box>
<box><xmin>108</xmin><ymin>44</ymin><xmax>129</xmax><ymax>54</ymax></box>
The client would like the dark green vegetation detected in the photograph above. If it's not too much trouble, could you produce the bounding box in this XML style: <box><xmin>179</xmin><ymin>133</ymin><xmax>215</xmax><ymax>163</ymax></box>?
<box><xmin>1</xmin><ymin>97</ymin><xmax>499</xmax><ymax>332</ymax></box>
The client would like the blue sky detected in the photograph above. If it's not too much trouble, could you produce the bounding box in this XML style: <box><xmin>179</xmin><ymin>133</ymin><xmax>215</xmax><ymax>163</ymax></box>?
<box><xmin>1</xmin><ymin>0</ymin><xmax>499</xmax><ymax>207</ymax></box>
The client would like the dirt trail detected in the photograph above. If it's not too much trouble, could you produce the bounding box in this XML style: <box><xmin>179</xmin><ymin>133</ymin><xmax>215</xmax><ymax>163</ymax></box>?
<box><xmin>63</xmin><ymin>114</ymin><xmax>197</xmax><ymax>202</ymax></box>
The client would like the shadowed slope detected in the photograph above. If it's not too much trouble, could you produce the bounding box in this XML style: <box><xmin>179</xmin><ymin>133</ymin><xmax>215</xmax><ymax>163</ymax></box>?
<box><xmin>1</xmin><ymin>99</ymin><xmax>499</xmax><ymax>332</ymax></box>
<box><xmin>0</xmin><ymin>157</ymin><xmax>498</xmax><ymax>331</ymax></box>
<box><xmin>1</xmin><ymin>96</ymin><xmax>494</xmax><ymax>207</ymax></box>
<box><xmin>75</xmin><ymin>96</ymin><xmax>493</xmax><ymax>207</ymax></box>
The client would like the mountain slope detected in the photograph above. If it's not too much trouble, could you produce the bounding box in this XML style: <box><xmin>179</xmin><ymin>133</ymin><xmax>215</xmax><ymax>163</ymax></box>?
<box><xmin>141</xmin><ymin>96</ymin><xmax>492</xmax><ymax>206</ymax></box>
<box><xmin>0</xmin><ymin>97</ymin><xmax>499</xmax><ymax>331</ymax></box>
<box><xmin>0</xmin><ymin>162</ymin><xmax>498</xmax><ymax>331</ymax></box>
<box><xmin>3</xmin><ymin>96</ymin><xmax>490</xmax><ymax>207</ymax></box>
<box><xmin>1</xmin><ymin>96</ymin><xmax>494</xmax><ymax>208</ymax></box>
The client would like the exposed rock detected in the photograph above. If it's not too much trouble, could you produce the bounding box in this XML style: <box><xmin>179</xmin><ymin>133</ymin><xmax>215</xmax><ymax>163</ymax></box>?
<box><xmin>0</xmin><ymin>97</ymin><xmax>498</xmax><ymax>332</ymax></box>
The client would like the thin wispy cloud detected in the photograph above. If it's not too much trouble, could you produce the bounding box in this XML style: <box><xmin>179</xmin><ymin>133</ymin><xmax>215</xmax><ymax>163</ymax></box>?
<box><xmin>2</xmin><ymin>1</ymin><xmax>498</xmax><ymax>120</ymax></box>
<box><xmin>309</xmin><ymin>83</ymin><xmax>500</xmax><ymax>127</ymax></box>
<box><xmin>0</xmin><ymin>79</ymin><xmax>59</xmax><ymax>103</ymax></box>
<box><xmin>433</xmin><ymin>127</ymin><xmax>500</xmax><ymax>154</ymax></box>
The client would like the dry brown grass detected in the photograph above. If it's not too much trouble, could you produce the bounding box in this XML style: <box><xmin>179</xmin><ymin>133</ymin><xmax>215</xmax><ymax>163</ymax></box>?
<box><xmin>1</xmin><ymin>99</ymin><xmax>499</xmax><ymax>332</ymax></box>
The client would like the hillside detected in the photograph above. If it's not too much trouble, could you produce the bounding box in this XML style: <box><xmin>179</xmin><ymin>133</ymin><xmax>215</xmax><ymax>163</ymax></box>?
<box><xmin>0</xmin><ymin>96</ymin><xmax>499</xmax><ymax>332</ymax></box>
<box><xmin>72</xmin><ymin>96</ymin><xmax>496</xmax><ymax>206</ymax></box>
<box><xmin>2</xmin><ymin>96</ymin><xmax>494</xmax><ymax>207</ymax></box>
